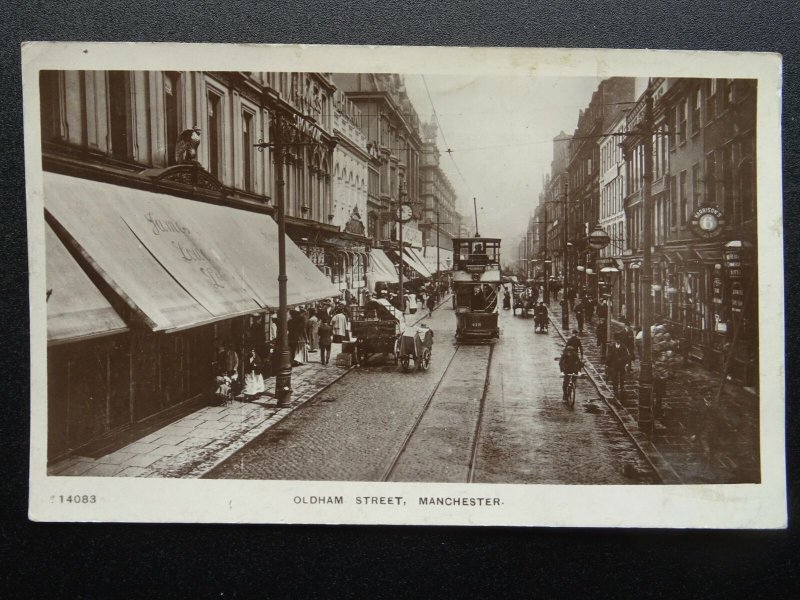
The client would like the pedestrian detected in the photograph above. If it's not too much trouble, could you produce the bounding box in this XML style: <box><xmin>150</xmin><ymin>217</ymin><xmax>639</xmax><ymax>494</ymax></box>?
<box><xmin>318</xmin><ymin>318</ymin><xmax>333</xmax><ymax>365</ymax></box>
<box><xmin>242</xmin><ymin>346</ymin><xmax>265</xmax><ymax>398</ymax></box>
<box><xmin>620</xmin><ymin>317</ymin><xmax>636</xmax><ymax>371</ymax></box>
<box><xmin>307</xmin><ymin>308</ymin><xmax>320</xmax><ymax>353</ymax></box>
<box><xmin>585</xmin><ymin>296</ymin><xmax>595</xmax><ymax>322</ymax></box>
<box><xmin>652</xmin><ymin>327</ymin><xmax>681</xmax><ymax>421</ymax></box>
<box><xmin>574</xmin><ymin>296</ymin><xmax>585</xmax><ymax>332</ymax></box>
<box><xmin>606</xmin><ymin>334</ymin><xmax>631</xmax><ymax>401</ymax></box>
<box><xmin>217</xmin><ymin>342</ymin><xmax>239</xmax><ymax>380</ymax></box>
<box><xmin>331</xmin><ymin>308</ymin><xmax>349</xmax><ymax>344</ymax></box>
<box><xmin>502</xmin><ymin>287</ymin><xmax>511</xmax><ymax>310</ymax></box>
<box><xmin>426</xmin><ymin>292</ymin><xmax>436</xmax><ymax>316</ymax></box>
<box><xmin>596</xmin><ymin>299</ymin><xmax>608</xmax><ymax>348</ymax></box>
<box><xmin>287</xmin><ymin>309</ymin><xmax>301</xmax><ymax>364</ymax></box>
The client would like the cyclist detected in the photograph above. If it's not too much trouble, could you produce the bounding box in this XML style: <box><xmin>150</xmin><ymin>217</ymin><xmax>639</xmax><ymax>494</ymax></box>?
<box><xmin>564</xmin><ymin>329</ymin><xmax>584</xmax><ymax>359</ymax></box>
<box><xmin>559</xmin><ymin>344</ymin><xmax>583</xmax><ymax>402</ymax></box>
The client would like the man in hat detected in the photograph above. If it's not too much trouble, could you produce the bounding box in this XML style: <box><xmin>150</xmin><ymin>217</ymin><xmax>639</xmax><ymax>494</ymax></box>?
<box><xmin>606</xmin><ymin>333</ymin><xmax>631</xmax><ymax>401</ymax></box>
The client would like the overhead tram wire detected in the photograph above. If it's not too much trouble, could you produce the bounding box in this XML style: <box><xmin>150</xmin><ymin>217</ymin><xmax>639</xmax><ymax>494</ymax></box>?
<box><xmin>420</xmin><ymin>74</ymin><xmax>477</xmax><ymax>200</ymax></box>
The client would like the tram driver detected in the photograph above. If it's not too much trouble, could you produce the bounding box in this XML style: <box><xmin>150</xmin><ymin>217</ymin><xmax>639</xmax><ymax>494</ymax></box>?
<box><xmin>470</xmin><ymin>285</ymin><xmax>487</xmax><ymax>311</ymax></box>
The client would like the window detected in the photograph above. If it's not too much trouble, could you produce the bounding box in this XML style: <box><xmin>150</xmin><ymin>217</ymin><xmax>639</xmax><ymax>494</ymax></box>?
<box><xmin>691</xmin><ymin>87</ymin><xmax>701</xmax><ymax>135</ymax></box>
<box><xmin>108</xmin><ymin>71</ymin><xmax>131</xmax><ymax>159</ymax></box>
<box><xmin>40</xmin><ymin>70</ymin><xmax>62</xmax><ymax>141</ymax></box>
<box><xmin>692</xmin><ymin>163</ymin><xmax>701</xmax><ymax>212</ymax></box>
<box><xmin>165</xmin><ymin>73</ymin><xmax>180</xmax><ymax>166</ymax></box>
<box><xmin>207</xmin><ymin>91</ymin><xmax>222</xmax><ymax>179</ymax></box>
<box><xmin>670</xmin><ymin>175</ymin><xmax>677</xmax><ymax>227</ymax></box>
<box><xmin>679</xmin><ymin>170</ymin><xmax>687</xmax><ymax>225</ymax></box>
<box><xmin>705</xmin><ymin>152</ymin><xmax>716</xmax><ymax>206</ymax></box>
<box><xmin>677</xmin><ymin>100</ymin><xmax>687</xmax><ymax>145</ymax></box>
<box><xmin>706</xmin><ymin>79</ymin><xmax>717</xmax><ymax>122</ymax></box>
<box><xmin>723</xmin><ymin>79</ymin><xmax>735</xmax><ymax>109</ymax></box>
<box><xmin>242</xmin><ymin>110</ymin><xmax>254</xmax><ymax>192</ymax></box>
<box><xmin>722</xmin><ymin>145</ymin><xmax>734</xmax><ymax>218</ymax></box>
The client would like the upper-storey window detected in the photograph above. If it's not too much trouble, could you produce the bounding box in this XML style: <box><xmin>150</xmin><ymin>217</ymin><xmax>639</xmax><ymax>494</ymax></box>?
<box><xmin>207</xmin><ymin>91</ymin><xmax>222</xmax><ymax>180</ymax></box>
<box><xmin>164</xmin><ymin>72</ymin><xmax>181</xmax><ymax>166</ymax></box>
<box><xmin>108</xmin><ymin>71</ymin><xmax>132</xmax><ymax>159</ymax></box>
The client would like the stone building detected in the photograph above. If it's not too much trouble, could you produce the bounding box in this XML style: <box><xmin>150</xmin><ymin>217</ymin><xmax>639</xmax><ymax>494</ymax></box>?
<box><xmin>621</xmin><ymin>77</ymin><xmax>757</xmax><ymax>385</ymax></box>
<box><xmin>39</xmin><ymin>70</ymin><xmax>338</xmax><ymax>462</ymax></box>
<box><xmin>333</xmin><ymin>73</ymin><xmax>428</xmax><ymax>286</ymax></box>
<box><xmin>566</xmin><ymin>77</ymin><xmax>635</xmax><ymax>297</ymax></box>
<box><xmin>419</xmin><ymin>116</ymin><xmax>457</xmax><ymax>273</ymax></box>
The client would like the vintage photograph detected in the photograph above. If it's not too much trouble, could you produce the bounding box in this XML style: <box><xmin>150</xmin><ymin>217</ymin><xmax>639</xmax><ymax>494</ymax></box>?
<box><xmin>25</xmin><ymin>44</ymin><xmax>785</xmax><ymax>527</ymax></box>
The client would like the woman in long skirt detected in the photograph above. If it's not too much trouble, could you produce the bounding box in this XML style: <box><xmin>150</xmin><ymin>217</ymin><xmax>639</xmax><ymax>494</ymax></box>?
<box><xmin>307</xmin><ymin>308</ymin><xmax>320</xmax><ymax>353</ymax></box>
<box><xmin>242</xmin><ymin>347</ymin><xmax>265</xmax><ymax>397</ymax></box>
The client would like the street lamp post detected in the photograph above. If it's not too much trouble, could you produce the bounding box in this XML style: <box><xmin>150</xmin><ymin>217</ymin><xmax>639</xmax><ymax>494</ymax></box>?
<box><xmin>562</xmin><ymin>180</ymin><xmax>571</xmax><ymax>331</ymax></box>
<box><xmin>638</xmin><ymin>92</ymin><xmax>655</xmax><ymax>437</ymax></box>
<box><xmin>255</xmin><ymin>111</ymin><xmax>330</xmax><ymax>407</ymax></box>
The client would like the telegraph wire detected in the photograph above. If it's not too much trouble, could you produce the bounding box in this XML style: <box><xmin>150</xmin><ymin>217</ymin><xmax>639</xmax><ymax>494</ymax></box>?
<box><xmin>421</xmin><ymin>74</ymin><xmax>477</xmax><ymax>200</ymax></box>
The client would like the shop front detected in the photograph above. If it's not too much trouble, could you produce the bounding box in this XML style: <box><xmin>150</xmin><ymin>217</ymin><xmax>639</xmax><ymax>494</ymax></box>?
<box><xmin>45</xmin><ymin>172</ymin><xmax>337</xmax><ymax>462</ymax></box>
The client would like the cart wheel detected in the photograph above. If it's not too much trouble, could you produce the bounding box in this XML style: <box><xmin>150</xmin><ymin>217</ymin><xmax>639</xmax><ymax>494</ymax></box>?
<box><xmin>400</xmin><ymin>356</ymin><xmax>411</xmax><ymax>372</ymax></box>
<box><xmin>419</xmin><ymin>348</ymin><xmax>431</xmax><ymax>371</ymax></box>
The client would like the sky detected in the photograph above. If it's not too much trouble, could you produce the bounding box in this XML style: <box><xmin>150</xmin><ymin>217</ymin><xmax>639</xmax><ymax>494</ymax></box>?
<box><xmin>403</xmin><ymin>74</ymin><xmax>606</xmax><ymax>264</ymax></box>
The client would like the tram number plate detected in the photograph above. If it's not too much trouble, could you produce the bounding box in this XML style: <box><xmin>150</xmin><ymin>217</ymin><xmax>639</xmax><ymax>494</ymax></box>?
<box><xmin>471</xmin><ymin>321</ymin><xmax>482</xmax><ymax>328</ymax></box>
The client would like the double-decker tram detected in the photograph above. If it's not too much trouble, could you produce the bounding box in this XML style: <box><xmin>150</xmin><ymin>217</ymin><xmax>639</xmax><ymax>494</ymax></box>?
<box><xmin>452</xmin><ymin>237</ymin><xmax>501</xmax><ymax>342</ymax></box>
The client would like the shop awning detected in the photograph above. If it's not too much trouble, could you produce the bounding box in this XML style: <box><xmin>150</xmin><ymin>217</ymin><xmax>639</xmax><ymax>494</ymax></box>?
<box><xmin>369</xmin><ymin>248</ymin><xmax>399</xmax><ymax>283</ymax></box>
<box><xmin>46</xmin><ymin>224</ymin><xmax>129</xmax><ymax>345</ymax></box>
<box><xmin>44</xmin><ymin>172</ymin><xmax>338</xmax><ymax>333</ymax></box>
<box><xmin>403</xmin><ymin>249</ymin><xmax>432</xmax><ymax>278</ymax></box>
<box><xmin>421</xmin><ymin>246</ymin><xmax>452</xmax><ymax>273</ymax></box>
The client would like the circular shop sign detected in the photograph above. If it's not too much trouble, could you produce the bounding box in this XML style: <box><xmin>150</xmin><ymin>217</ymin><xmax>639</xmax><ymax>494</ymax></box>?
<box><xmin>689</xmin><ymin>206</ymin><xmax>726</xmax><ymax>239</ymax></box>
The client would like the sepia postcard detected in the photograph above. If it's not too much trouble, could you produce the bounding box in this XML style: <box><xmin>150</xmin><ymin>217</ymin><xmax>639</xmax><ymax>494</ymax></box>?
<box><xmin>24</xmin><ymin>42</ymin><xmax>785</xmax><ymax>527</ymax></box>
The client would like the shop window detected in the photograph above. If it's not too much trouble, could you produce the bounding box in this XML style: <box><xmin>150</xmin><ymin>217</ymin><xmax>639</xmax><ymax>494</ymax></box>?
<box><xmin>108</xmin><ymin>71</ymin><xmax>132</xmax><ymax>159</ymax></box>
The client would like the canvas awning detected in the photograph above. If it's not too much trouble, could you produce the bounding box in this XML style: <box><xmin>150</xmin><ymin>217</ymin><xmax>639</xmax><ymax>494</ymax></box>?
<box><xmin>403</xmin><ymin>248</ymin><xmax>432</xmax><ymax>278</ymax></box>
<box><xmin>46</xmin><ymin>223</ymin><xmax>128</xmax><ymax>345</ymax></box>
<box><xmin>368</xmin><ymin>248</ymin><xmax>399</xmax><ymax>283</ymax></box>
<box><xmin>44</xmin><ymin>172</ymin><xmax>338</xmax><ymax>333</ymax></box>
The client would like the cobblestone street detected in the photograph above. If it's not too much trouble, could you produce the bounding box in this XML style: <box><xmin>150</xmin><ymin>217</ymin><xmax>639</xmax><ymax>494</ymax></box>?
<box><xmin>209</xmin><ymin>301</ymin><xmax>656</xmax><ymax>483</ymax></box>
<box><xmin>548</xmin><ymin>302</ymin><xmax>760</xmax><ymax>484</ymax></box>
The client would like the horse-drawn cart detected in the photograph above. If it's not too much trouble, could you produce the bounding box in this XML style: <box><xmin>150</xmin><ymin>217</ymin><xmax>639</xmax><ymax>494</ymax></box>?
<box><xmin>350</xmin><ymin>298</ymin><xmax>405</xmax><ymax>366</ymax></box>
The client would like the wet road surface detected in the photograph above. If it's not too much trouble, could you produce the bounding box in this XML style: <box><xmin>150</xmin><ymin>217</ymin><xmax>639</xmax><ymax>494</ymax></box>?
<box><xmin>208</xmin><ymin>302</ymin><xmax>655</xmax><ymax>483</ymax></box>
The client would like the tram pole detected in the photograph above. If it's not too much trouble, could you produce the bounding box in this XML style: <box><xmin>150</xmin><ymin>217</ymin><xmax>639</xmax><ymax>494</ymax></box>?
<box><xmin>562</xmin><ymin>180</ymin><xmax>570</xmax><ymax>331</ymax></box>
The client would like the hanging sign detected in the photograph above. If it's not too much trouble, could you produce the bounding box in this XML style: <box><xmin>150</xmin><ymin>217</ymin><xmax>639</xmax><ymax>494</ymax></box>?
<box><xmin>689</xmin><ymin>206</ymin><xmax>726</xmax><ymax>239</ymax></box>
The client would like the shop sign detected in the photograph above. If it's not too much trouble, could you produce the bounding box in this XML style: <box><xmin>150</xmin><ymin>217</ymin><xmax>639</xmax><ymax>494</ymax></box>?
<box><xmin>689</xmin><ymin>206</ymin><xmax>726</xmax><ymax>239</ymax></box>
<box><xmin>302</xmin><ymin>244</ymin><xmax>327</xmax><ymax>266</ymax></box>
<box><xmin>723</xmin><ymin>247</ymin><xmax>744</xmax><ymax>279</ymax></box>
<box><xmin>396</xmin><ymin>223</ymin><xmax>423</xmax><ymax>249</ymax></box>
<box><xmin>712</xmin><ymin>270</ymin><xmax>724</xmax><ymax>305</ymax></box>
<box><xmin>731</xmin><ymin>281</ymin><xmax>745</xmax><ymax>313</ymax></box>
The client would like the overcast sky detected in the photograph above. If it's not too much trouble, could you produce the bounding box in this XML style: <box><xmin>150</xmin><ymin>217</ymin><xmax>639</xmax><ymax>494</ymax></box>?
<box><xmin>403</xmin><ymin>75</ymin><xmax>606</xmax><ymax>263</ymax></box>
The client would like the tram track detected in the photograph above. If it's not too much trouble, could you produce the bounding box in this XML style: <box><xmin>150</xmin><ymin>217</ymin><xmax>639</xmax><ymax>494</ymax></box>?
<box><xmin>382</xmin><ymin>341</ymin><xmax>495</xmax><ymax>483</ymax></box>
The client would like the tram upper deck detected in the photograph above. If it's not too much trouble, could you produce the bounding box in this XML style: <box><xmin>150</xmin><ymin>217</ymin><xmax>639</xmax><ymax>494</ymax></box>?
<box><xmin>451</xmin><ymin>238</ymin><xmax>501</xmax><ymax>283</ymax></box>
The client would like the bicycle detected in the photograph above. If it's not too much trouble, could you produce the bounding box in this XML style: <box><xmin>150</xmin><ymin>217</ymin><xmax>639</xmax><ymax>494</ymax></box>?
<box><xmin>562</xmin><ymin>372</ymin><xmax>578</xmax><ymax>408</ymax></box>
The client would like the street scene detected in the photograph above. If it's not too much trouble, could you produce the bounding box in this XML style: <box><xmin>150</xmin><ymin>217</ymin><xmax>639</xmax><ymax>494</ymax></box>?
<box><xmin>40</xmin><ymin>68</ymin><xmax>760</xmax><ymax>486</ymax></box>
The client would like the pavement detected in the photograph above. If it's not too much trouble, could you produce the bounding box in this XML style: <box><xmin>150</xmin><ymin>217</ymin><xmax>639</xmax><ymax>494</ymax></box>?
<box><xmin>547</xmin><ymin>302</ymin><xmax>760</xmax><ymax>484</ymax></box>
<box><xmin>49</xmin><ymin>297</ymin><xmax>445</xmax><ymax>479</ymax></box>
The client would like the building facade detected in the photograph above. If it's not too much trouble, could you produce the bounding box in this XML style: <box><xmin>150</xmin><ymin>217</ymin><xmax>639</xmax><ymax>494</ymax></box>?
<box><xmin>566</xmin><ymin>77</ymin><xmax>635</xmax><ymax>298</ymax></box>
<box><xmin>621</xmin><ymin>77</ymin><xmax>757</xmax><ymax>385</ymax></box>
<box><xmin>40</xmin><ymin>70</ymin><xmax>338</xmax><ymax>462</ymax></box>
<box><xmin>333</xmin><ymin>73</ymin><xmax>427</xmax><ymax>286</ymax></box>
